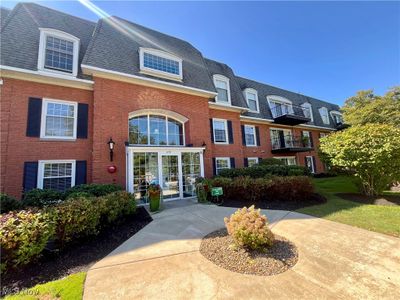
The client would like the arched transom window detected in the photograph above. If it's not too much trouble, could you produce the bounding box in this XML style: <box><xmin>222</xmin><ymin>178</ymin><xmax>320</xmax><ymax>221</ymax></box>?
<box><xmin>129</xmin><ymin>114</ymin><xmax>184</xmax><ymax>146</ymax></box>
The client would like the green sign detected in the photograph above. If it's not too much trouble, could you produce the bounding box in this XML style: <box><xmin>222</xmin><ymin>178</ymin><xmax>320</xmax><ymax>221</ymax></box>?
<box><xmin>211</xmin><ymin>187</ymin><xmax>223</xmax><ymax>197</ymax></box>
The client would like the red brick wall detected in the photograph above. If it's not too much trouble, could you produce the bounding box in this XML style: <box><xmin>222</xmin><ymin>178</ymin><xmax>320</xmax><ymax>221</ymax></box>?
<box><xmin>0</xmin><ymin>78</ymin><xmax>93</xmax><ymax>199</ymax></box>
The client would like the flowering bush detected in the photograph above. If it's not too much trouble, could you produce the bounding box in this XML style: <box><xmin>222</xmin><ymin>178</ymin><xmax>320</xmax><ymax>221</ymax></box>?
<box><xmin>0</xmin><ymin>209</ymin><xmax>55</xmax><ymax>272</ymax></box>
<box><xmin>224</xmin><ymin>205</ymin><xmax>274</xmax><ymax>250</ymax></box>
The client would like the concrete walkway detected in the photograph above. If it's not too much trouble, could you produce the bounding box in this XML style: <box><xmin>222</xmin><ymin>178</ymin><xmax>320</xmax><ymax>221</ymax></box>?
<box><xmin>84</xmin><ymin>200</ymin><xmax>400</xmax><ymax>299</ymax></box>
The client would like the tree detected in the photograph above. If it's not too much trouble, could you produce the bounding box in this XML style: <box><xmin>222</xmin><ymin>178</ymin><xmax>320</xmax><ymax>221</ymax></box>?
<box><xmin>342</xmin><ymin>86</ymin><xmax>400</xmax><ymax>127</ymax></box>
<box><xmin>319</xmin><ymin>124</ymin><xmax>400</xmax><ymax>195</ymax></box>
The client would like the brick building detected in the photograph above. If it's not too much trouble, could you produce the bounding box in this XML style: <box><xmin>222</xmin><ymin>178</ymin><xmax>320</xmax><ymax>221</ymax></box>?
<box><xmin>0</xmin><ymin>3</ymin><xmax>344</xmax><ymax>201</ymax></box>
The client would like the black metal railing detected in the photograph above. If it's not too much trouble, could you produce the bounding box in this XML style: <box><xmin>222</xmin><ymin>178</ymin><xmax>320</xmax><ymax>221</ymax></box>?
<box><xmin>270</xmin><ymin>104</ymin><xmax>311</xmax><ymax>119</ymax></box>
<box><xmin>271</xmin><ymin>136</ymin><xmax>312</xmax><ymax>150</ymax></box>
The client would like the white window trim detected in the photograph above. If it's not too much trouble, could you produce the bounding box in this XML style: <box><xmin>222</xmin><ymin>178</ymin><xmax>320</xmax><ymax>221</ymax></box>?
<box><xmin>266</xmin><ymin>95</ymin><xmax>294</xmax><ymax>117</ymax></box>
<box><xmin>139</xmin><ymin>48</ymin><xmax>183</xmax><ymax>81</ymax></box>
<box><xmin>40</xmin><ymin>98</ymin><xmax>78</xmax><ymax>140</ymax></box>
<box><xmin>319</xmin><ymin>107</ymin><xmax>330</xmax><ymax>125</ymax></box>
<box><xmin>37</xmin><ymin>159</ymin><xmax>76</xmax><ymax>189</ymax></box>
<box><xmin>301</xmin><ymin>102</ymin><xmax>313</xmax><ymax>122</ymax></box>
<box><xmin>243</xmin><ymin>88</ymin><xmax>259</xmax><ymax>113</ymax></box>
<box><xmin>213</xmin><ymin>74</ymin><xmax>231</xmax><ymax>105</ymax></box>
<box><xmin>212</xmin><ymin>118</ymin><xmax>229</xmax><ymax>145</ymax></box>
<box><xmin>38</xmin><ymin>28</ymin><xmax>80</xmax><ymax>77</ymax></box>
<box><xmin>244</xmin><ymin>124</ymin><xmax>257</xmax><ymax>147</ymax></box>
<box><xmin>305</xmin><ymin>156</ymin><xmax>315</xmax><ymax>173</ymax></box>
<box><xmin>274</xmin><ymin>156</ymin><xmax>297</xmax><ymax>166</ymax></box>
<box><xmin>215</xmin><ymin>157</ymin><xmax>231</xmax><ymax>175</ymax></box>
<box><xmin>247</xmin><ymin>157</ymin><xmax>259</xmax><ymax>167</ymax></box>
<box><xmin>330</xmin><ymin>110</ymin><xmax>343</xmax><ymax>123</ymax></box>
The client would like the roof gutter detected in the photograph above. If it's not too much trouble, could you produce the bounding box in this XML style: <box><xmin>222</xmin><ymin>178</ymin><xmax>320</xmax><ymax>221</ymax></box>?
<box><xmin>208</xmin><ymin>102</ymin><xmax>248</xmax><ymax>113</ymax></box>
<box><xmin>81</xmin><ymin>64</ymin><xmax>217</xmax><ymax>98</ymax></box>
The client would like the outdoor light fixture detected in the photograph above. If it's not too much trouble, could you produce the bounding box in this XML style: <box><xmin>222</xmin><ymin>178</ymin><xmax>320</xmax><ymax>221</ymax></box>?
<box><xmin>107</xmin><ymin>137</ymin><xmax>115</xmax><ymax>162</ymax></box>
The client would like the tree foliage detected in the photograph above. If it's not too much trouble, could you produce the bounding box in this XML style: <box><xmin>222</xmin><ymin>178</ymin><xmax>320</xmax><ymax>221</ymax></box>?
<box><xmin>319</xmin><ymin>124</ymin><xmax>400</xmax><ymax>195</ymax></box>
<box><xmin>341</xmin><ymin>86</ymin><xmax>400</xmax><ymax>127</ymax></box>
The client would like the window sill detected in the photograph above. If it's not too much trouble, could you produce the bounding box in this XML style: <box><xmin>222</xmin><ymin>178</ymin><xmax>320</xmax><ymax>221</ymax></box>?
<box><xmin>40</xmin><ymin>137</ymin><xmax>77</xmax><ymax>142</ymax></box>
<box><xmin>139</xmin><ymin>69</ymin><xmax>182</xmax><ymax>82</ymax></box>
<box><xmin>38</xmin><ymin>69</ymin><xmax>77</xmax><ymax>79</ymax></box>
<box><xmin>214</xmin><ymin>142</ymin><xmax>229</xmax><ymax>145</ymax></box>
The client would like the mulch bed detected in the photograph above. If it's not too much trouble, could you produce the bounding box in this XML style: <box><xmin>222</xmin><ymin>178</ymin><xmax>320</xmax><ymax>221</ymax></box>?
<box><xmin>1</xmin><ymin>207</ymin><xmax>152</xmax><ymax>294</ymax></box>
<box><xmin>217</xmin><ymin>193</ymin><xmax>327</xmax><ymax>210</ymax></box>
<box><xmin>337</xmin><ymin>193</ymin><xmax>400</xmax><ymax>206</ymax></box>
<box><xmin>200</xmin><ymin>228</ymin><xmax>298</xmax><ymax>276</ymax></box>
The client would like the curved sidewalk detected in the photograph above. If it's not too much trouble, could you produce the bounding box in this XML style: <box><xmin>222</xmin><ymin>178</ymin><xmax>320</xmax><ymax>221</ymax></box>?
<box><xmin>84</xmin><ymin>201</ymin><xmax>400</xmax><ymax>299</ymax></box>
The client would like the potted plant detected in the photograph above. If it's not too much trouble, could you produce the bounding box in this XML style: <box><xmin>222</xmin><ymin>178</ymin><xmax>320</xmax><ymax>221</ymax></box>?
<box><xmin>148</xmin><ymin>184</ymin><xmax>162</xmax><ymax>212</ymax></box>
<box><xmin>195</xmin><ymin>177</ymin><xmax>210</xmax><ymax>203</ymax></box>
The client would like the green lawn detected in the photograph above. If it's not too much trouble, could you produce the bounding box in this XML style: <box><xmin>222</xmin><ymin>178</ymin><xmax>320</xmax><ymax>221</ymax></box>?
<box><xmin>5</xmin><ymin>272</ymin><xmax>86</xmax><ymax>300</ymax></box>
<box><xmin>297</xmin><ymin>176</ymin><xmax>400</xmax><ymax>237</ymax></box>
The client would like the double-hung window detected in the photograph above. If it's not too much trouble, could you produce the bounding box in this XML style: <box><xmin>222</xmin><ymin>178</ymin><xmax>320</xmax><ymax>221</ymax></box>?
<box><xmin>244</xmin><ymin>125</ymin><xmax>256</xmax><ymax>146</ymax></box>
<box><xmin>301</xmin><ymin>102</ymin><xmax>313</xmax><ymax>121</ymax></box>
<box><xmin>38</xmin><ymin>29</ymin><xmax>80</xmax><ymax>76</ymax></box>
<box><xmin>319</xmin><ymin>107</ymin><xmax>330</xmax><ymax>125</ymax></box>
<box><xmin>275</xmin><ymin>157</ymin><xmax>296</xmax><ymax>166</ymax></box>
<box><xmin>41</xmin><ymin>99</ymin><xmax>78</xmax><ymax>139</ymax></box>
<box><xmin>213</xmin><ymin>75</ymin><xmax>231</xmax><ymax>104</ymax></box>
<box><xmin>267</xmin><ymin>96</ymin><xmax>293</xmax><ymax>118</ymax></box>
<box><xmin>216</xmin><ymin>157</ymin><xmax>231</xmax><ymax>175</ymax></box>
<box><xmin>244</xmin><ymin>89</ymin><xmax>259</xmax><ymax>112</ymax></box>
<box><xmin>38</xmin><ymin>160</ymin><xmax>76</xmax><ymax>192</ymax></box>
<box><xmin>247</xmin><ymin>157</ymin><xmax>259</xmax><ymax>167</ymax></box>
<box><xmin>330</xmin><ymin>111</ymin><xmax>343</xmax><ymax>124</ymax></box>
<box><xmin>213</xmin><ymin>119</ymin><xmax>228</xmax><ymax>144</ymax></box>
<box><xmin>139</xmin><ymin>48</ymin><xmax>183</xmax><ymax>80</ymax></box>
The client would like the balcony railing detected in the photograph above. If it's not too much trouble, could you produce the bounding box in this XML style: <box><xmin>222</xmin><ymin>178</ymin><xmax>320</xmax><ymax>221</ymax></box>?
<box><xmin>270</xmin><ymin>104</ymin><xmax>311</xmax><ymax>126</ymax></box>
<box><xmin>271</xmin><ymin>136</ymin><xmax>313</xmax><ymax>153</ymax></box>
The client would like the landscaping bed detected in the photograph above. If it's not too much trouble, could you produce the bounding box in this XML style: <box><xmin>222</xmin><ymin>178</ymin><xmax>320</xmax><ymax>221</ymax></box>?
<box><xmin>1</xmin><ymin>206</ymin><xmax>152</xmax><ymax>295</ymax></box>
<box><xmin>336</xmin><ymin>193</ymin><xmax>400</xmax><ymax>206</ymax></box>
<box><xmin>200</xmin><ymin>228</ymin><xmax>298</xmax><ymax>276</ymax></box>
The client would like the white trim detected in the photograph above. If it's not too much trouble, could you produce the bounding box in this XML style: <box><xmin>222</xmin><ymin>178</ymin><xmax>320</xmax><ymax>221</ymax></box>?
<box><xmin>244</xmin><ymin>124</ymin><xmax>257</xmax><ymax>147</ymax></box>
<box><xmin>215</xmin><ymin>157</ymin><xmax>231</xmax><ymax>175</ymax></box>
<box><xmin>128</xmin><ymin>109</ymin><xmax>188</xmax><ymax>123</ymax></box>
<box><xmin>305</xmin><ymin>156</ymin><xmax>315</xmax><ymax>173</ymax></box>
<box><xmin>273</xmin><ymin>156</ymin><xmax>297</xmax><ymax>166</ymax></box>
<box><xmin>267</xmin><ymin>95</ymin><xmax>294</xmax><ymax>118</ymax></box>
<box><xmin>37</xmin><ymin>159</ymin><xmax>76</xmax><ymax>189</ymax></box>
<box><xmin>213</xmin><ymin>74</ymin><xmax>231</xmax><ymax>105</ymax></box>
<box><xmin>243</xmin><ymin>88</ymin><xmax>259</xmax><ymax>113</ymax></box>
<box><xmin>319</xmin><ymin>107</ymin><xmax>330</xmax><ymax>125</ymax></box>
<box><xmin>81</xmin><ymin>64</ymin><xmax>217</xmax><ymax>98</ymax></box>
<box><xmin>212</xmin><ymin>118</ymin><xmax>229</xmax><ymax>145</ymax></box>
<box><xmin>330</xmin><ymin>110</ymin><xmax>343</xmax><ymax>124</ymax></box>
<box><xmin>40</xmin><ymin>98</ymin><xmax>78</xmax><ymax>140</ymax></box>
<box><xmin>139</xmin><ymin>48</ymin><xmax>183</xmax><ymax>81</ymax></box>
<box><xmin>301</xmin><ymin>102</ymin><xmax>313</xmax><ymax>122</ymax></box>
<box><xmin>208</xmin><ymin>102</ymin><xmax>248</xmax><ymax>113</ymax></box>
<box><xmin>247</xmin><ymin>157</ymin><xmax>259</xmax><ymax>167</ymax></box>
<box><xmin>38</xmin><ymin>28</ymin><xmax>80</xmax><ymax>77</ymax></box>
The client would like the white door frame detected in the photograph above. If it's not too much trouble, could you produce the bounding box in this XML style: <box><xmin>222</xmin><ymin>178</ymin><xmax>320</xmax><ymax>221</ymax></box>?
<box><xmin>159</xmin><ymin>152</ymin><xmax>182</xmax><ymax>201</ymax></box>
<box><xmin>305</xmin><ymin>155</ymin><xmax>315</xmax><ymax>173</ymax></box>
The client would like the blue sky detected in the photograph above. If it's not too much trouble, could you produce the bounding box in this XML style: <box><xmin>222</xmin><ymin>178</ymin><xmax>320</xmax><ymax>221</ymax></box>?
<box><xmin>2</xmin><ymin>1</ymin><xmax>399</xmax><ymax>106</ymax></box>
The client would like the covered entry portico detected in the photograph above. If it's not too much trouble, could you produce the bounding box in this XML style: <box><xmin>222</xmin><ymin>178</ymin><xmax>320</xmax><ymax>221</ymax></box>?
<box><xmin>126</xmin><ymin>146</ymin><xmax>205</xmax><ymax>204</ymax></box>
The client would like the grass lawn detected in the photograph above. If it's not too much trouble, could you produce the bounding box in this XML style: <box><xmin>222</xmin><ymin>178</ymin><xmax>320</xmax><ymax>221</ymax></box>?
<box><xmin>297</xmin><ymin>176</ymin><xmax>400</xmax><ymax>237</ymax></box>
<box><xmin>4</xmin><ymin>272</ymin><xmax>86</xmax><ymax>300</ymax></box>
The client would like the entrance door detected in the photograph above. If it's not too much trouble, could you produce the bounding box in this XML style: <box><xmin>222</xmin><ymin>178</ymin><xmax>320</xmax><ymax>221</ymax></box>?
<box><xmin>161</xmin><ymin>154</ymin><xmax>181</xmax><ymax>199</ymax></box>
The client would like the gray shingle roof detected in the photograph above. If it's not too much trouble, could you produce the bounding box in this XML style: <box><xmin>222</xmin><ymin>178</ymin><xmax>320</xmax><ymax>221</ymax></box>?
<box><xmin>0</xmin><ymin>7</ymin><xmax>11</xmax><ymax>28</ymax></box>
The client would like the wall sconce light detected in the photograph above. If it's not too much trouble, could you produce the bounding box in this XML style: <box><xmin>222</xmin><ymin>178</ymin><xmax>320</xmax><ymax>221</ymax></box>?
<box><xmin>107</xmin><ymin>137</ymin><xmax>115</xmax><ymax>162</ymax></box>
<box><xmin>201</xmin><ymin>141</ymin><xmax>207</xmax><ymax>152</ymax></box>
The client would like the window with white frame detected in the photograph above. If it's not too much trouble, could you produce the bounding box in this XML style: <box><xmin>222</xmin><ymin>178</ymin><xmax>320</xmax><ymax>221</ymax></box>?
<box><xmin>244</xmin><ymin>89</ymin><xmax>259</xmax><ymax>112</ymax></box>
<box><xmin>41</xmin><ymin>99</ymin><xmax>77</xmax><ymax>139</ymax></box>
<box><xmin>275</xmin><ymin>157</ymin><xmax>296</xmax><ymax>166</ymax></box>
<box><xmin>247</xmin><ymin>157</ymin><xmax>259</xmax><ymax>167</ymax></box>
<box><xmin>267</xmin><ymin>96</ymin><xmax>293</xmax><ymax>118</ymax></box>
<box><xmin>244</xmin><ymin>125</ymin><xmax>256</xmax><ymax>146</ymax></box>
<box><xmin>213</xmin><ymin>119</ymin><xmax>228</xmax><ymax>144</ymax></box>
<box><xmin>302</xmin><ymin>131</ymin><xmax>312</xmax><ymax>147</ymax></box>
<box><xmin>213</xmin><ymin>75</ymin><xmax>231</xmax><ymax>104</ymax></box>
<box><xmin>38</xmin><ymin>160</ymin><xmax>76</xmax><ymax>192</ymax></box>
<box><xmin>301</xmin><ymin>102</ymin><xmax>313</xmax><ymax>122</ymax></box>
<box><xmin>139</xmin><ymin>48</ymin><xmax>183</xmax><ymax>80</ymax></box>
<box><xmin>319</xmin><ymin>132</ymin><xmax>327</xmax><ymax>138</ymax></box>
<box><xmin>216</xmin><ymin>157</ymin><xmax>231</xmax><ymax>175</ymax></box>
<box><xmin>330</xmin><ymin>111</ymin><xmax>343</xmax><ymax>124</ymax></box>
<box><xmin>319</xmin><ymin>107</ymin><xmax>330</xmax><ymax>124</ymax></box>
<box><xmin>38</xmin><ymin>29</ymin><xmax>80</xmax><ymax>76</ymax></box>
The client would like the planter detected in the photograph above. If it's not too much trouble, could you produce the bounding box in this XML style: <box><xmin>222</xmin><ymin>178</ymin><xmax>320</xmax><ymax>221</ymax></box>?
<box><xmin>148</xmin><ymin>188</ymin><xmax>161</xmax><ymax>212</ymax></box>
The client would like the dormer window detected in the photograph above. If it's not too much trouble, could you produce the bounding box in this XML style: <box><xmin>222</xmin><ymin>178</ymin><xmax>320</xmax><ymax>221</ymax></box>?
<box><xmin>319</xmin><ymin>107</ymin><xmax>330</xmax><ymax>125</ymax></box>
<box><xmin>213</xmin><ymin>75</ymin><xmax>231</xmax><ymax>105</ymax></box>
<box><xmin>267</xmin><ymin>95</ymin><xmax>293</xmax><ymax>118</ymax></box>
<box><xmin>330</xmin><ymin>111</ymin><xmax>343</xmax><ymax>124</ymax></box>
<box><xmin>301</xmin><ymin>102</ymin><xmax>313</xmax><ymax>122</ymax></box>
<box><xmin>38</xmin><ymin>28</ymin><xmax>80</xmax><ymax>77</ymax></box>
<box><xmin>244</xmin><ymin>88</ymin><xmax>259</xmax><ymax>112</ymax></box>
<box><xmin>139</xmin><ymin>48</ymin><xmax>182</xmax><ymax>81</ymax></box>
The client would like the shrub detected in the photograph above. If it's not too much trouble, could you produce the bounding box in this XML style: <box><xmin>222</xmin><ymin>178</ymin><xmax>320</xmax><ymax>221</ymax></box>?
<box><xmin>0</xmin><ymin>193</ymin><xmax>22</xmax><ymax>213</ymax></box>
<box><xmin>23</xmin><ymin>189</ymin><xmax>65</xmax><ymax>208</ymax></box>
<box><xmin>0</xmin><ymin>209</ymin><xmax>55</xmax><ymax>273</ymax></box>
<box><xmin>224</xmin><ymin>205</ymin><xmax>274</xmax><ymax>251</ymax></box>
<box><xmin>258</xmin><ymin>158</ymin><xmax>285</xmax><ymax>166</ymax></box>
<box><xmin>97</xmin><ymin>191</ymin><xmax>136</xmax><ymax>224</ymax></box>
<box><xmin>65</xmin><ymin>184</ymin><xmax>123</xmax><ymax>198</ymax></box>
<box><xmin>217</xmin><ymin>165</ymin><xmax>310</xmax><ymax>179</ymax></box>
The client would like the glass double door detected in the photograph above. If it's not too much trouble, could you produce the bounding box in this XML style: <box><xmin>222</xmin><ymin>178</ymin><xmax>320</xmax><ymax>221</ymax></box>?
<box><xmin>161</xmin><ymin>154</ymin><xmax>180</xmax><ymax>199</ymax></box>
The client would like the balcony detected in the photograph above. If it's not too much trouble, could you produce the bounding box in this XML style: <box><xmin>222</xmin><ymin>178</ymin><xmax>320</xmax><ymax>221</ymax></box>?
<box><xmin>271</xmin><ymin>136</ymin><xmax>313</xmax><ymax>153</ymax></box>
<box><xmin>270</xmin><ymin>104</ymin><xmax>311</xmax><ymax>126</ymax></box>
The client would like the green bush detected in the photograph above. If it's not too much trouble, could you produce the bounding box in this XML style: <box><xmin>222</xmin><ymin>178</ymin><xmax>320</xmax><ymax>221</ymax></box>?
<box><xmin>0</xmin><ymin>193</ymin><xmax>22</xmax><ymax>213</ymax></box>
<box><xmin>65</xmin><ymin>184</ymin><xmax>123</xmax><ymax>198</ymax></box>
<box><xmin>258</xmin><ymin>158</ymin><xmax>285</xmax><ymax>166</ymax></box>
<box><xmin>0</xmin><ymin>209</ymin><xmax>55</xmax><ymax>273</ymax></box>
<box><xmin>98</xmin><ymin>191</ymin><xmax>136</xmax><ymax>224</ymax></box>
<box><xmin>217</xmin><ymin>165</ymin><xmax>310</xmax><ymax>179</ymax></box>
<box><xmin>224</xmin><ymin>205</ymin><xmax>274</xmax><ymax>250</ymax></box>
<box><xmin>23</xmin><ymin>189</ymin><xmax>65</xmax><ymax>208</ymax></box>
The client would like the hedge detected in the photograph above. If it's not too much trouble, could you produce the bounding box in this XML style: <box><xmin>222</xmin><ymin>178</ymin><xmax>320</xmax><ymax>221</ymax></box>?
<box><xmin>217</xmin><ymin>164</ymin><xmax>310</xmax><ymax>178</ymax></box>
<box><xmin>0</xmin><ymin>193</ymin><xmax>21</xmax><ymax>213</ymax></box>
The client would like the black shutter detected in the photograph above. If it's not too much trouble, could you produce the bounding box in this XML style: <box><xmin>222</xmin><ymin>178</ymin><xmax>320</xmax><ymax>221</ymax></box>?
<box><xmin>23</xmin><ymin>161</ymin><xmax>38</xmax><ymax>192</ymax></box>
<box><xmin>304</xmin><ymin>156</ymin><xmax>308</xmax><ymax>169</ymax></box>
<box><xmin>312</xmin><ymin>156</ymin><xmax>317</xmax><ymax>173</ymax></box>
<box><xmin>255</xmin><ymin>126</ymin><xmax>260</xmax><ymax>146</ymax></box>
<box><xmin>230</xmin><ymin>157</ymin><xmax>235</xmax><ymax>168</ymax></box>
<box><xmin>212</xmin><ymin>158</ymin><xmax>216</xmax><ymax>176</ymax></box>
<box><xmin>26</xmin><ymin>98</ymin><xmax>42</xmax><ymax>137</ymax></box>
<box><xmin>210</xmin><ymin>119</ymin><xmax>214</xmax><ymax>143</ymax></box>
<box><xmin>77</xmin><ymin>103</ymin><xmax>89</xmax><ymax>139</ymax></box>
<box><xmin>244</xmin><ymin>157</ymin><xmax>248</xmax><ymax>167</ymax></box>
<box><xmin>279</xmin><ymin>131</ymin><xmax>285</xmax><ymax>148</ymax></box>
<box><xmin>241</xmin><ymin>125</ymin><xmax>246</xmax><ymax>145</ymax></box>
<box><xmin>227</xmin><ymin>120</ymin><xmax>234</xmax><ymax>144</ymax></box>
<box><xmin>309</xmin><ymin>132</ymin><xmax>314</xmax><ymax>147</ymax></box>
<box><xmin>258</xmin><ymin>157</ymin><xmax>263</xmax><ymax>164</ymax></box>
<box><xmin>75</xmin><ymin>160</ymin><xmax>87</xmax><ymax>185</ymax></box>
